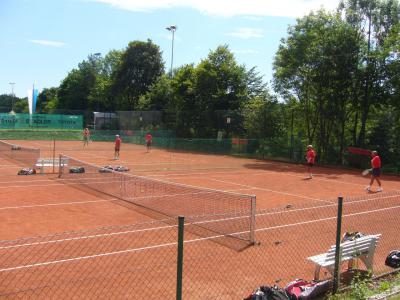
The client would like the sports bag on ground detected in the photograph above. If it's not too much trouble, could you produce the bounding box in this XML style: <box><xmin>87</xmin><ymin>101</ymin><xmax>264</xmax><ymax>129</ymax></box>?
<box><xmin>244</xmin><ymin>285</ymin><xmax>289</xmax><ymax>300</ymax></box>
<box><xmin>18</xmin><ymin>168</ymin><xmax>36</xmax><ymax>175</ymax></box>
<box><xmin>99</xmin><ymin>166</ymin><xmax>113</xmax><ymax>173</ymax></box>
<box><xmin>341</xmin><ymin>231</ymin><xmax>364</xmax><ymax>242</ymax></box>
<box><xmin>114</xmin><ymin>166</ymin><xmax>129</xmax><ymax>172</ymax></box>
<box><xmin>285</xmin><ymin>279</ymin><xmax>331</xmax><ymax>300</ymax></box>
<box><xmin>385</xmin><ymin>250</ymin><xmax>400</xmax><ymax>268</ymax></box>
<box><xmin>69</xmin><ymin>167</ymin><xmax>85</xmax><ymax>173</ymax></box>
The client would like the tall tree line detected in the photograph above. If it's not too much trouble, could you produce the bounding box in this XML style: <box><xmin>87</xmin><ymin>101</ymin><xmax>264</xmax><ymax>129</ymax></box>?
<box><xmin>2</xmin><ymin>0</ymin><xmax>398</xmax><ymax>164</ymax></box>
<box><xmin>274</xmin><ymin>0</ymin><xmax>399</xmax><ymax>163</ymax></box>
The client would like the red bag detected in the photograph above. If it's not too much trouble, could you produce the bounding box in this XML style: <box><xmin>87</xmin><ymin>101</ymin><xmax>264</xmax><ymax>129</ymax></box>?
<box><xmin>285</xmin><ymin>279</ymin><xmax>331</xmax><ymax>300</ymax></box>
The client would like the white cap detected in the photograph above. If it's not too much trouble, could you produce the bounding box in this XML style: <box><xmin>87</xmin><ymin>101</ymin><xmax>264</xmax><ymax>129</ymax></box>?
<box><xmin>116</xmin><ymin>134</ymin><xmax>119</xmax><ymax>137</ymax></box>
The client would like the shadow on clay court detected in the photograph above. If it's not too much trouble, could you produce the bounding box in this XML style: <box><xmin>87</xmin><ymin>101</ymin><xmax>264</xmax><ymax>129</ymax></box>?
<box><xmin>242</xmin><ymin>161</ymin><xmax>400</xmax><ymax>183</ymax></box>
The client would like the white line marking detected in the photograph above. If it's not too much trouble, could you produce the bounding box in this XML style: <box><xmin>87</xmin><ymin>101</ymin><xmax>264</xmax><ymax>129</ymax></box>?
<box><xmin>1</xmin><ymin>203</ymin><xmax>399</xmax><ymax>272</ymax></box>
<box><xmin>257</xmin><ymin>203</ymin><xmax>400</xmax><ymax>232</ymax></box>
<box><xmin>2</xmin><ymin>193</ymin><xmax>398</xmax><ymax>250</ymax></box>
<box><xmin>210</xmin><ymin>178</ymin><xmax>335</xmax><ymax>204</ymax></box>
<box><xmin>0</xmin><ymin>199</ymin><xmax>113</xmax><ymax>210</ymax></box>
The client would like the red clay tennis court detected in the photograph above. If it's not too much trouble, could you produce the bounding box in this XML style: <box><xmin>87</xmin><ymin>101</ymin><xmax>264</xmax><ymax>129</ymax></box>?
<box><xmin>0</xmin><ymin>139</ymin><xmax>399</xmax><ymax>299</ymax></box>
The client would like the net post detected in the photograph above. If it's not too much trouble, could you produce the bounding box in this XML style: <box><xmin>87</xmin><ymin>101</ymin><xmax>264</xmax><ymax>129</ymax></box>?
<box><xmin>176</xmin><ymin>216</ymin><xmax>185</xmax><ymax>300</ymax></box>
<box><xmin>333</xmin><ymin>196</ymin><xmax>343</xmax><ymax>294</ymax></box>
<box><xmin>58</xmin><ymin>154</ymin><xmax>63</xmax><ymax>178</ymax></box>
<box><xmin>250</xmin><ymin>196</ymin><xmax>256</xmax><ymax>244</ymax></box>
<box><xmin>52</xmin><ymin>139</ymin><xmax>56</xmax><ymax>174</ymax></box>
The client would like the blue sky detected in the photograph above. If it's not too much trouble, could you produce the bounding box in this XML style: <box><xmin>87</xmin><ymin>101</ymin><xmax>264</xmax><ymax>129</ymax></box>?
<box><xmin>0</xmin><ymin>0</ymin><xmax>340</xmax><ymax>98</ymax></box>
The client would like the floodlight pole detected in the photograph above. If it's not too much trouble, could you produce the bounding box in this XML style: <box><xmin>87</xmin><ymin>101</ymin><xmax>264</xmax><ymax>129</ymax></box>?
<box><xmin>93</xmin><ymin>53</ymin><xmax>101</xmax><ymax>111</ymax></box>
<box><xmin>9</xmin><ymin>82</ymin><xmax>15</xmax><ymax>113</ymax></box>
<box><xmin>166</xmin><ymin>25</ymin><xmax>177</xmax><ymax>77</ymax></box>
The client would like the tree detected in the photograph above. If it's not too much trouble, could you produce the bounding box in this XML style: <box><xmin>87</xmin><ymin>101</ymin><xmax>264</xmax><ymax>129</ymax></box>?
<box><xmin>111</xmin><ymin>40</ymin><xmax>164</xmax><ymax>110</ymax></box>
<box><xmin>338</xmin><ymin>0</ymin><xmax>400</xmax><ymax>146</ymax></box>
<box><xmin>0</xmin><ymin>94</ymin><xmax>13</xmax><ymax>112</ymax></box>
<box><xmin>274</xmin><ymin>10</ymin><xmax>362</xmax><ymax>162</ymax></box>
<box><xmin>57</xmin><ymin>54</ymin><xmax>100</xmax><ymax>111</ymax></box>
<box><xmin>36</xmin><ymin>87</ymin><xmax>58</xmax><ymax>113</ymax></box>
<box><xmin>194</xmin><ymin>45</ymin><xmax>248</xmax><ymax>137</ymax></box>
<box><xmin>88</xmin><ymin>50</ymin><xmax>124</xmax><ymax>111</ymax></box>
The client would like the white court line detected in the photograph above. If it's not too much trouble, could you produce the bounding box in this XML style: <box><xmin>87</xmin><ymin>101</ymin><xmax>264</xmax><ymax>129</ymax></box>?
<box><xmin>0</xmin><ymin>164</ymin><xmax>21</xmax><ymax>168</ymax></box>
<box><xmin>0</xmin><ymin>223</ymin><xmax>177</xmax><ymax>250</ymax></box>
<box><xmin>256</xmin><ymin>204</ymin><xmax>400</xmax><ymax>233</ymax></box>
<box><xmin>0</xmin><ymin>240</ymin><xmax>178</xmax><ymax>272</ymax></box>
<box><xmin>0</xmin><ymin>199</ymin><xmax>114</xmax><ymax>211</ymax></box>
<box><xmin>2</xmin><ymin>192</ymin><xmax>398</xmax><ymax>250</ymax></box>
<box><xmin>0</xmin><ymin>186</ymin><xmax>253</xmax><ymax>211</ymax></box>
<box><xmin>209</xmin><ymin>178</ymin><xmax>334</xmax><ymax>204</ymax></box>
<box><xmin>1</xmin><ymin>203</ymin><xmax>399</xmax><ymax>272</ymax></box>
<box><xmin>147</xmin><ymin>165</ymin><xmax>396</xmax><ymax>191</ymax></box>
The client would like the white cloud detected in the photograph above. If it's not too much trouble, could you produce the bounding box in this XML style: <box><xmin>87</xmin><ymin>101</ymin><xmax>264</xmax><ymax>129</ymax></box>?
<box><xmin>91</xmin><ymin>0</ymin><xmax>341</xmax><ymax>18</ymax></box>
<box><xmin>228</xmin><ymin>28</ymin><xmax>264</xmax><ymax>39</ymax></box>
<box><xmin>242</xmin><ymin>16</ymin><xmax>263</xmax><ymax>21</ymax></box>
<box><xmin>29</xmin><ymin>40</ymin><xmax>66</xmax><ymax>47</ymax></box>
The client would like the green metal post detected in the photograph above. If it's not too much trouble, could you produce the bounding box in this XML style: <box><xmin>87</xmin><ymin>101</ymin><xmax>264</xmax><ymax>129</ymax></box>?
<box><xmin>176</xmin><ymin>216</ymin><xmax>184</xmax><ymax>300</ymax></box>
<box><xmin>333</xmin><ymin>197</ymin><xmax>343</xmax><ymax>294</ymax></box>
<box><xmin>52</xmin><ymin>139</ymin><xmax>56</xmax><ymax>174</ymax></box>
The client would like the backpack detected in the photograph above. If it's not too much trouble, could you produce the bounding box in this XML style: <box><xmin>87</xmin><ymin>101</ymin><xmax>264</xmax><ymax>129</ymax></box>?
<box><xmin>114</xmin><ymin>166</ymin><xmax>129</xmax><ymax>172</ymax></box>
<box><xmin>244</xmin><ymin>285</ymin><xmax>290</xmax><ymax>300</ymax></box>
<box><xmin>342</xmin><ymin>231</ymin><xmax>364</xmax><ymax>242</ymax></box>
<box><xmin>285</xmin><ymin>279</ymin><xmax>331</xmax><ymax>300</ymax></box>
<box><xmin>385</xmin><ymin>250</ymin><xmax>400</xmax><ymax>268</ymax></box>
<box><xmin>69</xmin><ymin>167</ymin><xmax>85</xmax><ymax>173</ymax></box>
<box><xmin>18</xmin><ymin>168</ymin><xmax>36</xmax><ymax>175</ymax></box>
<box><xmin>99</xmin><ymin>166</ymin><xmax>113</xmax><ymax>173</ymax></box>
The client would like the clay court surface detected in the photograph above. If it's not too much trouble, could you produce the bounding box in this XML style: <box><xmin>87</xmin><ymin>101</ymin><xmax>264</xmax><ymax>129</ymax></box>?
<box><xmin>1</xmin><ymin>139</ymin><xmax>399</xmax><ymax>299</ymax></box>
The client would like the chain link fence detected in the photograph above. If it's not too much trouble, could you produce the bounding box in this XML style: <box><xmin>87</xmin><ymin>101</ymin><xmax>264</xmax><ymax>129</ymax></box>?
<box><xmin>2</xmin><ymin>108</ymin><xmax>399</xmax><ymax>171</ymax></box>
<box><xmin>1</xmin><ymin>192</ymin><xmax>399</xmax><ymax>299</ymax></box>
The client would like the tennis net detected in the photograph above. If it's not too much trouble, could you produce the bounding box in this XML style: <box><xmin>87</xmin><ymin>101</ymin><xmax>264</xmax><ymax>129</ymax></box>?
<box><xmin>0</xmin><ymin>140</ymin><xmax>40</xmax><ymax>168</ymax></box>
<box><xmin>58</xmin><ymin>155</ymin><xmax>256</xmax><ymax>246</ymax></box>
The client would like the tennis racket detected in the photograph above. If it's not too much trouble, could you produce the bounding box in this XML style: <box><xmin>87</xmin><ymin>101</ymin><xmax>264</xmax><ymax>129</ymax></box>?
<box><xmin>362</xmin><ymin>168</ymin><xmax>372</xmax><ymax>176</ymax></box>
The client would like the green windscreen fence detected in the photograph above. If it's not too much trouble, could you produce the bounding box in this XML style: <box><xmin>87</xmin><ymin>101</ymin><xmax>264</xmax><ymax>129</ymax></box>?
<box><xmin>0</xmin><ymin>113</ymin><xmax>83</xmax><ymax>129</ymax></box>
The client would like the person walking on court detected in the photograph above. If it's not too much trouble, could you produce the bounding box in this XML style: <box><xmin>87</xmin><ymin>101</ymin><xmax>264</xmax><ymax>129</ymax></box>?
<box><xmin>365</xmin><ymin>150</ymin><xmax>383</xmax><ymax>192</ymax></box>
<box><xmin>83</xmin><ymin>127</ymin><xmax>90</xmax><ymax>147</ymax></box>
<box><xmin>146</xmin><ymin>132</ymin><xmax>152</xmax><ymax>153</ymax></box>
<box><xmin>114</xmin><ymin>134</ymin><xmax>121</xmax><ymax>160</ymax></box>
<box><xmin>306</xmin><ymin>145</ymin><xmax>316</xmax><ymax>179</ymax></box>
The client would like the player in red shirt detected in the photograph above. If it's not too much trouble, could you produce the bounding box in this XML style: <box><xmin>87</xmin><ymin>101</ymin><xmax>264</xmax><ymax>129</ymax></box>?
<box><xmin>145</xmin><ymin>133</ymin><xmax>152</xmax><ymax>153</ymax></box>
<box><xmin>306</xmin><ymin>145</ymin><xmax>316</xmax><ymax>179</ymax></box>
<box><xmin>114</xmin><ymin>134</ymin><xmax>121</xmax><ymax>160</ymax></box>
<box><xmin>366</xmin><ymin>150</ymin><xmax>382</xmax><ymax>192</ymax></box>
<box><xmin>83</xmin><ymin>127</ymin><xmax>90</xmax><ymax>147</ymax></box>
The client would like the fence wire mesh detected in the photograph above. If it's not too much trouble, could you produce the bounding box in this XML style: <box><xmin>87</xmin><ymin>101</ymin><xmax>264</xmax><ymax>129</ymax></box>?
<box><xmin>0</xmin><ymin>192</ymin><xmax>399</xmax><ymax>299</ymax></box>
<box><xmin>0</xmin><ymin>219</ymin><xmax>179</xmax><ymax>299</ymax></box>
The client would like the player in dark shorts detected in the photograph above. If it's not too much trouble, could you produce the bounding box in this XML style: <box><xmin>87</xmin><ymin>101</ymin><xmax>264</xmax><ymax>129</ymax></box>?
<box><xmin>306</xmin><ymin>145</ymin><xmax>316</xmax><ymax>179</ymax></box>
<box><xmin>365</xmin><ymin>150</ymin><xmax>382</xmax><ymax>192</ymax></box>
<box><xmin>114</xmin><ymin>135</ymin><xmax>121</xmax><ymax>160</ymax></box>
<box><xmin>83</xmin><ymin>128</ymin><xmax>90</xmax><ymax>147</ymax></box>
<box><xmin>145</xmin><ymin>133</ymin><xmax>152</xmax><ymax>153</ymax></box>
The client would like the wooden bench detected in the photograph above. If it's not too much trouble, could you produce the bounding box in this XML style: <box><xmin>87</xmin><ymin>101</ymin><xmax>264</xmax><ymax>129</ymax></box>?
<box><xmin>35</xmin><ymin>158</ymin><xmax>69</xmax><ymax>174</ymax></box>
<box><xmin>308</xmin><ymin>234</ymin><xmax>381</xmax><ymax>280</ymax></box>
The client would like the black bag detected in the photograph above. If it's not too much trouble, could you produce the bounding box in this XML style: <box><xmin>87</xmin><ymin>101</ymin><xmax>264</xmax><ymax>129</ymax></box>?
<box><xmin>69</xmin><ymin>167</ymin><xmax>85</xmax><ymax>173</ymax></box>
<box><xmin>342</xmin><ymin>231</ymin><xmax>364</xmax><ymax>242</ymax></box>
<box><xmin>385</xmin><ymin>250</ymin><xmax>400</xmax><ymax>268</ymax></box>
<box><xmin>18</xmin><ymin>168</ymin><xmax>36</xmax><ymax>175</ymax></box>
<box><xmin>244</xmin><ymin>285</ymin><xmax>289</xmax><ymax>300</ymax></box>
